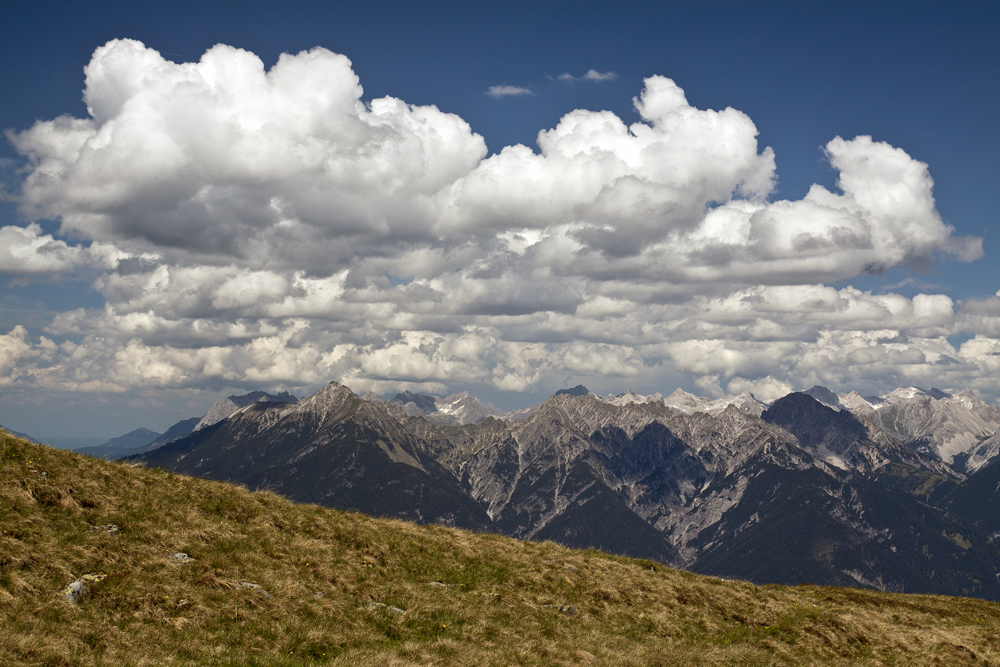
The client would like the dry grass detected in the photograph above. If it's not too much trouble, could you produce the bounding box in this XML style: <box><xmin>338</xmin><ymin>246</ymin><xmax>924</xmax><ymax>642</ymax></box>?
<box><xmin>2</xmin><ymin>429</ymin><xmax>999</xmax><ymax>666</ymax></box>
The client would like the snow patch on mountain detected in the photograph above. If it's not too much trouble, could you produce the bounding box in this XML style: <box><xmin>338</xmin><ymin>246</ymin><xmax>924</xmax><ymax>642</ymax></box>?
<box><xmin>387</xmin><ymin>390</ymin><xmax>498</xmax><ymax>425</ymax></box>
<box><xmin>604</xmin><ymin>390</ymin><xmax>664</xmax><ymax>407</ymax></box>
<box><xmin>660</xmin><ymin>389</ymin><xmax>766</xmax><ymax>417</ymax></box>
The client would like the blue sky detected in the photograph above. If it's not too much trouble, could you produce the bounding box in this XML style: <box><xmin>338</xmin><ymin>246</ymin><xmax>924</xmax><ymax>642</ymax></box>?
<box><xmin>1</xmin><ymin>1</ymin><xmax>999</xmax><ymax>440</ymax></box>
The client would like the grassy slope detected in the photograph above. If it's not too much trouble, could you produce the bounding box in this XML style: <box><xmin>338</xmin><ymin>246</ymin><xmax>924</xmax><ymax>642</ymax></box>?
<box><xmin>3</xmin><ymin>430</ymin><xmax>1000</xmax><ymax>666</ymax></box>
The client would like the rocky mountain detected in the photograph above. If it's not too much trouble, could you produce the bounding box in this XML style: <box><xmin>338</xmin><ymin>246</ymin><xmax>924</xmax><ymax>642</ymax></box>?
<box><xmin>138</xmin><ymin>382</ymin><xmax>492</xmax><ymax>531</ymax></box>
<box><xmin>604</xmin><ymin>389</ymin><xmax>664</xmax><ymax>406</ymax></box>
<box><xmin>194</xmin><ymin>390</ymin><xmax>298</xmax><ymax>431</ymax></box>
<box><xmin>661</xmin><ymin>388</ymin><xmax>767</xmax><ymax>416</ymax></box>
<box><xmin>131</xmin><ymin>379</ymin><xmax>1000</xmax><ymax>600</ymax></box>
<box><xmin>963</xmin><ymin>430</ymin><xmax>1000</xmax><ymax>474</ymax></box>
<box><xmin>67</xmin><ymin>391</ymin><xmax>299</xmax><ymax>462</ymax></box>
<box><xmin>818</xmin><ymin>386</ymin><xmax>1000</xmax><ymax>474</ymax></box>
<box><xmin>776</xmin><ymin>385</ymin><xmax>1000</xmax><ymax>475</ymax></box>
<box><xmin>554</xmin><ymin>384</ymin><xmax>591</xmax><ymax>397</ymax></box>
<box><xmin>688</xmin><ymin>455</ymin><xmax>999</xmax><ymax>595</ymax></box>
<box><xmin>139</xmin><ymin>416</ymin><xmax>202</xmax><ymax>453</ymax></box>
<box><xmin>943</xmin><ymin>459</ymin><xmax>1000</xmax><ymax>541</ymax></box>
<box><xmin>760</xmin><ymin>393</ymin><xmax>955</xmax><ymax>477</ymax></box>
<box><xmin>423</xmin><ymin>390</ymin><xmax>998</xmax><ymax>597</ymax></box>
<box><xmin>801</xmin><ymin>384</ymin><xmax>845</xmax><ymax>409</ymax></box>
<box><xmin>389</xmin><ymin>390</ymin><xmax>497</xmax><ymax>425</ymax></box>
<box><xmin>662</xmin><ymin>388</ymin><xmax>706</xmax><ymax>414</ymax></box>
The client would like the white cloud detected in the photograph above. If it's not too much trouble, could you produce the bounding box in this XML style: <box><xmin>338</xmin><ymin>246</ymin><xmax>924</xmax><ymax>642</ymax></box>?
<box><xmin>0</xmin><ymin>223</ymin><xmax>127</xmax><ymax>275</ymax></box>
<box><xmin>725</xmin><ymin>376</ymin><xmax>793</xmax><ymax>402</ymax></box>
<box><xmin>12</xmin><ymin>39</ymin><xmax>487</xmax><ymax>267</ymax></box>
<box><xmin>438</xmin><ymin>76</ymin><xmax>777</xmax><ymax>251</ymax></box>
<box><xmin>556</xmin><ymin>70</ymin><xmax>617</xmax><ymax>83</ymax></box>
<box><xmin>0</xmin><ymin>326</ymin><xmax>40</xmax><ymax>385</ymax></box>
<box><xmin>485</xmin><ymin>85</ymin><xmax>533</xmax><ymax>98</ymax></box>
<box><xmin>2</xmin><ymin>40</ymin><xmax>994</xmax><ymax>407</ymax></box>
<box><xmin>0</xmin><ymin>224</ymin><xmax>83</xmax><ymax>274</ymax></box>
<box><xmin>583</xmin><ymin>69</ymin><xmax>617</xmax><ymax>82</ymax></box>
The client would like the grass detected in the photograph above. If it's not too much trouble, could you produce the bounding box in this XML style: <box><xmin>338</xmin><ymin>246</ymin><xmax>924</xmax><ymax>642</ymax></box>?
<box><xmin>2</xmin><ymin>429</ymin><xmax>1000</xmax><ymax>666</ymax></box>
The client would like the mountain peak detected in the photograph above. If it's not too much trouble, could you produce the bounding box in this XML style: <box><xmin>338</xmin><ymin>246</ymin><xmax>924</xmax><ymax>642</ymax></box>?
<box><xmin>392</xmin><ymin>391</ymin><xmax>438</xmax><ymax>414</ymax></box>
<box><xmin>605</xmin><ymin>390</ymin><xmax>663</xmax><ymax>406</ymax></box>
<box><xmin>554</xmin><ymin>385</ymin><xmax>590</xmax><ymax>397</ymax></box>
<box><xmin>664</xmin><ymin>388</ymin><xmax>705</xmax><ymax>414</ymax></box>
<box><xmin>666</xmin><ymin>388</ymin><xmax>698</xmax><ymax>400</ymax></box>
<box><xmin>228</xmin><ymin>390</ymin><xmax>298</xmax><ymax>407</ymax></box>
<box><xmin>762</xmin><ymin>392</ymin><xmax>869</xmax><ymax>465</ymax></box>
<box><xmin>883</xmin><ymin>386</ymin><xmax>950</xmax><ymax>402</ymax></box>
<box><xmin>837</xmin><ymin>391</ymin><xmax>875</xmax><ymax>412</ymax></box>
<box><xmin>385</xmin><ymin>390</ymin><xmax>496</xmax><ymax>425</ymax></box>
<box><xmin>953</xmin><ymin>388</ymin><xmax>988</xmax><ymax>411</ymax></box>
<box><xmin>195</xmin><ymin>389</ymin><xmax>299</xmax><ymax>431</ymax></box>
<box><xmin>701</xmin><ymin>392</ymin><xmax>766</xmax><ymax>417</ymax></box>
<box><xmin>297</xmin><ymin>381</ymin><xmax>358</xmax><ymax>414</ymax></box>
<box><xmin>802</xmin><ymin>385</ymin><xmax>842</xmax><ymax>410</ymax></box>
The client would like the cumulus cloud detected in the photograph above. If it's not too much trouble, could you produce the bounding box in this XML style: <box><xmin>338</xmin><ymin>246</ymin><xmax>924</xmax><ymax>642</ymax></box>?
<box><xmin>12</xmin><ymin>39</ymin><xmax>487</xmax><ymax>266</ymax></box>
<box><xmin>0</xmin><ymin>224</ymin><xmax>84</xmax><ymax>274</ymax></box>
<box><xmin>485</xmin><ymin>85</ymin><xmax>533</xmax><ymax>98</ymax></box>
<box><xmin>2</xmin><ymin>40</ymin><xmax>994</xmax><ymax>407</ymax></box>
<box><xmin>0</xmin><ymin>223</ymin><xmax>127</xmax><ymax>275</ymax></box>
<box><xmin>439</xmin><ymin>75</ymin><xmax>777</xmax><ymax>254</ymax></box>
<box><xmin>0</xmin><ymin>326</ymin><xmax>58</xmax><ymax>386</ymax></box>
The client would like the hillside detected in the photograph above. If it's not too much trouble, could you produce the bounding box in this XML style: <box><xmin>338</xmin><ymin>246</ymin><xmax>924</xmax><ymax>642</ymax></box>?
<box><xmin>4</xmin><ymin>431</ymin><xmax>1000</xmax><ymax>665</ymax></box>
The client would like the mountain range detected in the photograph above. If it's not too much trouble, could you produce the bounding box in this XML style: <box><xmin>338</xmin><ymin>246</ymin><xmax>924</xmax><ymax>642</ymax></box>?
<box><xmin>130</xmin><ymin>379</ymin><xmax>1000</xmax><ymax>600</ymax></box>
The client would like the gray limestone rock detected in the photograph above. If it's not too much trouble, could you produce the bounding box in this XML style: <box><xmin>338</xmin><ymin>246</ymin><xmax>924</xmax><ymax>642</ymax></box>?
<box><xmin>236</xmin><ymin>581</ymin><xmax>272</xmax><ymax>597</ymax></box>
<box><xmin>86</xmin><ymin>524</ymin><xmax>119</xmax><ymax>534</ymax></box>
<box><xmin>63</xmin><ymin>580</ymin><xmax>88</xmax><ymax>604</ymax></box>
<box><xmin>63</xmin><ymin>573</ymin><xmax>105</xmax><ymax>604</ymax></box>
<box><xmin>542</xmin><ymin>604</ymin><xmax>578</xmax><ymax>616</ymax></box>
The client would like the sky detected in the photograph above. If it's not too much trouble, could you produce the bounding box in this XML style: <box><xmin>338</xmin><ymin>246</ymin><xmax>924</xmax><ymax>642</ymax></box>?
<box><xmin>1</xmin><ymin>0</ymin><xmax>999</xmax><ymax>440</ymax></box>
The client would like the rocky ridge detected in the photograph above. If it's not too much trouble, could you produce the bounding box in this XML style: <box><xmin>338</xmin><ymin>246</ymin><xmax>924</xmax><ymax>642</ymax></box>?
<box><xmin>194</xmin><ymin>390</ymin><xmax>299</xmax><ymax>431</ymax></box>
<box><xmin>139</xmin><ymin>382</ymin><xmax>492</xmax><ymax>530</ymax></box>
